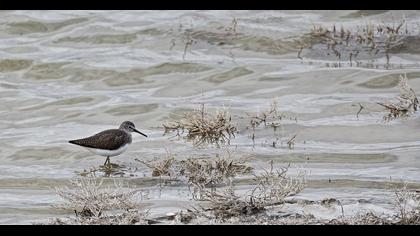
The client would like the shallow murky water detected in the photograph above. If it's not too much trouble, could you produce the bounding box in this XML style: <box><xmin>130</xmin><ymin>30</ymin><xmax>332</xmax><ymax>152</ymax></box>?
<box><xmin>1</xmin><ymin>10</ymin><xmax>420</xmax><ymax>224</ymax></box>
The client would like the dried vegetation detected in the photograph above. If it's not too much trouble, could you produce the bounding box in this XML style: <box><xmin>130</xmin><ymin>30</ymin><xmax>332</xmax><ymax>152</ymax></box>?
<box><xmin>377</xmin><ymin>74</ymin><xmax>419</xmax><ymax>121</ymax></box>
<box><xmin>163</xmin><ymin>104</ymin><xmax>237</xmax><ymax>146</ymax></box>
<box><xmin>47</xmin><ymin>178</ymin><xmax>150</xmax><ymax>225</ymax></box>
<box><xmin>299</xmin><ymin>20</ymin><xmax>410</xmax><ymax>66</ymax></box>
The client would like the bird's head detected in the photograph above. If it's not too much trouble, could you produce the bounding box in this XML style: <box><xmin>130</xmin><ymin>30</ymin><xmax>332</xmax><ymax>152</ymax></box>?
<box><xmin>119</xmin><ymin>121</ymin><xmax>147</xmax><ymax>137</ymax></box>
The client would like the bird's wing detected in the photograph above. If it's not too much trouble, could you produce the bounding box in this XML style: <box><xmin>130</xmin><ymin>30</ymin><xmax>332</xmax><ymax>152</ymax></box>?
<box><xmin>69</xmin><ymin>129</ymin><xmax>130</xmax><ymax>150</ymax></box>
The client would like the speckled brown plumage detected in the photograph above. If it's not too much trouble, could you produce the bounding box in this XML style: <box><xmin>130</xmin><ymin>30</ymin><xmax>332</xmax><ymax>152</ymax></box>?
<box><xmin>69</xmin><ymin>129</ymin><xmax>132</xmax><ymax>150</ymax></box>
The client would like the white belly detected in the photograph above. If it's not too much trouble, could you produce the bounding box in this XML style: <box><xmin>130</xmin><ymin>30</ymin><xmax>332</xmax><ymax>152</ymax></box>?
<box><xmin>85</xmin><ymin>144</ymin><xmax>129</xmax><ymax>157</ymax></box>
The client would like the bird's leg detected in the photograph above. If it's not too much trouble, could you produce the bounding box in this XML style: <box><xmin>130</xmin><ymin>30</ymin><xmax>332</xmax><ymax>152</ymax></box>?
<box><xmin>104</xmin><ymin>156</ymin><xmax>110</xmax><ymax>166</ymax></box>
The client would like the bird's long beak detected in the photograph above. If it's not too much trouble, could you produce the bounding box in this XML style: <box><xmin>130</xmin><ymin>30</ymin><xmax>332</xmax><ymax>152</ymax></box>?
<box><xmin>133</xmin><ymin>128</ymin><xmax>148</xmax><ymax>137</ymax></box>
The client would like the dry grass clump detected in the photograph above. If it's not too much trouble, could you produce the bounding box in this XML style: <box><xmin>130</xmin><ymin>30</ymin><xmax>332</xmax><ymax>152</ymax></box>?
<box><xmin>169</xmin><ymin>17</ymin><xmax>238</xmax><ymax>60</ymax></box>
<box><xmin>48</xmin><ymin>177</ymin><xmax>149</xmax><ymax>225</ymax></box>
<box><xmin>249</xmin><ymin>162</ymin><xmax>305</xmax><ymax>205</ymax></box>
<box><xmin>194</xmin><ymin>162</ymin><xmax>306</xmax><ymax>219</ymax></box>
<box><xmin>299</xmin><ymin>20</ymin><xmax>410</xmax><ymax>65</ymax></box>
<box><xmin>48</xmin><ymin>209</ymin><xmax>150</xmax><ymax>225</ymax></box>
<box><xmin>326</xmin><ymin>212</ymin><xmax>394</xmax><ymax>225</ymax></box>
<box><xmin>136</xmin><ymin>150</ymin><xmax>252</xmax><ymax>191</ymax></box>
<box><xmin>246</xmin><ymin>100</ymin><xmax>297</xmax><ymax>148</ymax></box>
<box><xmin>377</xmin><ymin>74</ymin><xmax>418</xmax><ymax>121</ymax></box>
<box><xmin>137</xmin><ymin>151</ymin><xmax>305</xmax><ymax>220</ymax></box>
<box><xmin>247</xmin><ymin>100</ymin><xmax>285</xmax><ymax>132</ymax></box>
<box><xmin>198</xmin><ymin>185</ymin><xmax>265</xmax><ymax>219</ymax></box>
<box><xmin>163</xmin><ymin>104</ymin><xmax>238</xmax><ymax>146</ymax></box>
<box><xmin>135</xmin><ymin>151</ymin><xmax>177</xmax><ymax>178</ymax></box>
<box><xmin>397</xmin><ymin>213</ymin><xmax>420</xmax><ymax>225</ymax></box>
<box><xmin>391</xmin><ymin>181</ymin><xmax>420</xmax><ymax>224</ymax></box>
<box><xmin>327</xmin><ymin>181</ymin><xmax>420</xmax><ymax>225</ymax></box>
<box><xmin>180</xmin><ymin>156</ymin><xmax>253</xmax><ymax>201</ymax></box>
<box><xmin>179</xmin><ymin>155</ymin><xmax>253</xmax><ymax>188</ymax></box>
